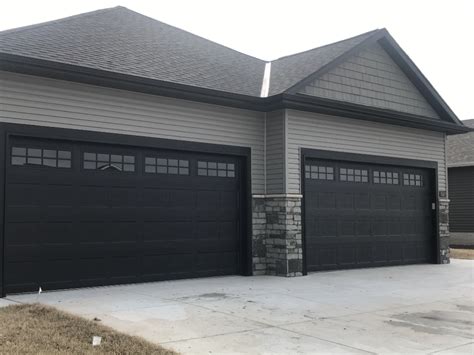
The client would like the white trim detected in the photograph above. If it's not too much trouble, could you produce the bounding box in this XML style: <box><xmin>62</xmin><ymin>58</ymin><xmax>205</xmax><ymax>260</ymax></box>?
<box><xmin>260</xmin><ymin>62</ymin><xmax>271</xmax><ymax>98</ymax></box>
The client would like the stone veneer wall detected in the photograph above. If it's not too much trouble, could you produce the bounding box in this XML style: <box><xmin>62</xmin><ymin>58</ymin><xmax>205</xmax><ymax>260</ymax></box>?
<box><xmin>252</xmin><ymin>195</ymin><xmax>303</xmax><ymax>276</ymax></box>
<box><xmin>439</xmin><ymin>191</ymin><xmax>450</xmax><ymax>264</ymax></box>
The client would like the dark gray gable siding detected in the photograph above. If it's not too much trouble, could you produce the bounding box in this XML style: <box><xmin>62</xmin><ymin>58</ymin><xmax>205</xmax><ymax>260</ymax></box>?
<box><xmin>298</xmin><ymin>42</ymin><xmax>440</xmax><ymax>119</ymax></box>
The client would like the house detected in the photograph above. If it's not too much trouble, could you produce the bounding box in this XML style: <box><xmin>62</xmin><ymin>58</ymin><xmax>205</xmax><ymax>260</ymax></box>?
<box><xmin>447</xmin><ymin>119</ymin><xmax>474</xmax><ymax>247</ymax></box>
<box><xmin>0</xmin><ymin>6</ymin><xmax>469</xmax><ymax>296</ymax></box>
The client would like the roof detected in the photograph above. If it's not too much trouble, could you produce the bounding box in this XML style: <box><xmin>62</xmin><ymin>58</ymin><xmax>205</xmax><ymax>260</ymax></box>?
<box><xmin>447</xmin><ymin>119</ymin><xmax>474</xmax><ymax>167</ymax></box>
<box><xmin>0</xmin><ymin>6</ymin><xmax>382</xmax><ymax>97</ymax></box>
<box><xmin>0</xmin><ymin>6</ymin><xmax>466</xmax><ymax>131</ymax></box>
<box><xmin>0</xmin><ymin>6</ymin><xmax>266</xmax><ymax>96</ymax></box>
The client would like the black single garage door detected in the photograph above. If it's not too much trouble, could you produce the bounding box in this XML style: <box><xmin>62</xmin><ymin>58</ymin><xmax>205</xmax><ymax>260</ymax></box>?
<box><xmin>304</xmin><ymin>159</ymin><xmax>435</xmax><ymax>271</ymax></box>
<box><xmin>5</xmin><ymin>137</ymin><xmax>244</xmax><ymax>293</ymax></box>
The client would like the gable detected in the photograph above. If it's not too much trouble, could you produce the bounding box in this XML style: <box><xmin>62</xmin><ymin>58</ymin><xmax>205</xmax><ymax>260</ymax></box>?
<box><xmin>298</xmin><ymin>42</ymin><xmax>440</xmax><ymax>119</ymax></box>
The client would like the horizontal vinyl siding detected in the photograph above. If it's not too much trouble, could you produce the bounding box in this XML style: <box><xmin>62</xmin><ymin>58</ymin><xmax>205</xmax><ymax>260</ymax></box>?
<box><xmin>265</xmin><ymin>110</ymin><xmax>285</xmax><ymax>194</ymax></box>
<box><xmin>448</xmin><ymin>167</ymin><xmax>474</xmax><ymax>232</ymax></box>
<box><xmin>0</xmin><ymin>71</ymin><xmax>265</xmax><ymax>193</ymax></box>
<box><xmin>287</xmin><ymin>109</ymin><xmax>447</xmax><ymax>193</ymax></box>
<box><xmin>299</xmin><ymin>42</ymin><xmax>440</xmax><ymax>119</ymax></box>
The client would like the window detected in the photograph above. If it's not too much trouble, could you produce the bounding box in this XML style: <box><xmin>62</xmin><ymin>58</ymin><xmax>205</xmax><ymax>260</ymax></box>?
<box><xmin>83</xmin><ymin>152</ymin><xmax>135</xmax><ymax>172</ymax></box>
<box><xmin>145</xmin><ymin>157</ymin><xmax>189</xmax><ymax>175</ymax></box>
<box><xmin>11</xmin><ymin>146</ymin><xmax>71</xmax><ymax>168</ymax></box>
<box><xmin>305</xmin><ymin>165</ymin><xmax>334</xmax><ymax>180</ymax></box>
<box><xmin>340</xmin><ymin>168</ymin><xmax>368</xmax><ymax>183</ymax></box>
<box><xmin>198</xmin><ymin>161</ymin><xmax>235</xmax><ymax>178</ymax></box>
<box><xmin>403</xmin><ymin>173</ymin><xmax>423</xmax><ymax>186</ymax></box>
<box><xmin>374</xmin><ymin>171</ymin><xmax>399</xmax><ymax>185</ymax></box>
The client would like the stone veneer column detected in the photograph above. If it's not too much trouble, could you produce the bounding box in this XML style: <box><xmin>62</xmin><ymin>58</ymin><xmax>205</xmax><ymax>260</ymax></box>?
<box><xmin>252</xmin><ymin>195</ymin><xmax>303</xmax><ymax>276</ymax></box>
<box><xmin>438</xmin><ymin>191</ymin><xmax>450</xmax><ymax>264</ymax></box>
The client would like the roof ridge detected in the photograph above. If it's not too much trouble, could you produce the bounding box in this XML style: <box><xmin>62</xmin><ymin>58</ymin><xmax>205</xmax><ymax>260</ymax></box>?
<box><xmin>271</xmin><ymin>29</ymin><xmax>381</xmax><ymax>62</ymax></box>
<box><xmin>0</xmin><ymin>6</ymin><xmax>121</xmax><ymax>35</ymax></box>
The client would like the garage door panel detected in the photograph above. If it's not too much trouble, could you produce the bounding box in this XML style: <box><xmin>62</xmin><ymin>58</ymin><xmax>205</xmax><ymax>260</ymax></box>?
<box><xmin>319</xmin><ymin>192</ymin><xmax>336</xmax><ymax>209</ymax></box>
<box><xmin>355</xmin><ymin>193</ymin><xmax>370</xmax><ymax>209</ymax></box>
<box><xmin>144</xmin><ymin>221</ymin><xmax>194</xmax><ymax>240</ymax></box>
<box><xmin>5</xmin><ymin>223</ymin><xmax>40</xmax><ymax>245</ymax></box>
<box><xmin>6</xmin><ymin>262</ymin><xmax>38</xmax><ymax>290</ymax></box>
<box><xmin>305</xmin><ymin>158</ymin><xmax>434</xmax><ymax>271</ymax></box>
<box><xmin>7</xmin><ymin>184</ymin><xmax>43</xmax><ymax>205</ymax></box>
<box><xmin>319</xmin><ymin>218</ymin><xmax>338</xmax><ymax>237</ymax></box>
<box><xmin>339</xmin><ymin>246</ymin><xmax>357</xmax><ymax>265</ymax></box>
<box><xmin>106</xmin><ymin>222</ymin><xmax>140</xmax><ymax>242</ymax></box>
<box><xmin>109</xmin><ymin>187</ymin><xmax>139</xmax><ymax>206</ymax></box>
<box><xmin>142</xmin><ymin>253</ymin><xmax>195</xmax><ymax>276</ymax></box>
<box><xmin>356</xmin><ymin>220</ymin><xmax>371</xmax><ymax>236</ymax></box>
<box><xmin>337</xmin><ymin>193</ymin><xmax>354</xmax><ymax>209</ymax></box>
<box><xmin>319</xmin><ymin>248</ymin><xmax>338</xmax><ymax>268</ymax></box>
<box><xmin>5</xmin><ymin>245</ymin><xmax>40</xmax><ymax>261</ymax></box>
<box><xmin>373</xmin><ymin>243</ymin><xmax>387</xmax><ymax>263</ymax></box>
<box><xmin>340</xmin><ymin>220</ymin><xmax>356</xmax><ymax>236</ymax></box>
<box><xmin>357</xmin><ymin>244</ymin><xmax>373</xmax><ymax>264</ymax></box>
<box><xmin>5</xmin><ymin>137</ymin><xmax>244</xmax><ymax>293</ymax></box>
<box><xmin>143</xmin><ymin>240</ymin><xmax>195</xmax><ymax>255</ymax></box>
<box><xmin>387</xmin><ymin>194</ymin><xmax>402</xmax><ymax>210</ymax></box>
<box><xmin>402</xmin><ymin>194</ymin><xmax>416</xmax><ymax>210</ymax></box>
<box><xmin>41</xmin><ymin>207</ymin><xmax>75</xmax><ymax>222</ymax></box>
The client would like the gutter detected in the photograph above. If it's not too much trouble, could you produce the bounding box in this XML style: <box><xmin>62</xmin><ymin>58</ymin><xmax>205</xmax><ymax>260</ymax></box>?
<box><xmin>0</xmin><ymin>53</ymin><xmax>470</xmax><ymax>135</ymax></box>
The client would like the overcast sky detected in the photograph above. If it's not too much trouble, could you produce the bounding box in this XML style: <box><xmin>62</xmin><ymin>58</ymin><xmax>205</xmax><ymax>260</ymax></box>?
<box><xmin>1</xmin><ymin>0</ymin><xmax>473</xmax><ymax>120</ymax></box>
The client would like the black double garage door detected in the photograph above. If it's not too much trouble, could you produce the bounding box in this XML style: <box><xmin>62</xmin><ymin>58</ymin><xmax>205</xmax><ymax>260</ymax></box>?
<box><xmin>304</xmin><ymin>156</ymin><xmax>436</xmax><ymax>271</ymax></box>
<box><xmin>4</xmin><ymin>135</ymin><xmax>245</xmax><ymax>293</ymax></box>
<box><xmin>2</xmin><ymin>132</ymin><xmax>437</xmax><ymax>294</ymax></box>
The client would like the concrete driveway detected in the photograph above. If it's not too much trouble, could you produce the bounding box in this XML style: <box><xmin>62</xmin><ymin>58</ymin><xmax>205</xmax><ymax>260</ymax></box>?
<box><xmin>5</xmin><ymin>259</ymin><xmax>474</xmax><ymax>354</ymax></box>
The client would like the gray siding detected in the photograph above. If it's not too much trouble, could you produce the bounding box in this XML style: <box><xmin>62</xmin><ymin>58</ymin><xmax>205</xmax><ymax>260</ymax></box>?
<box><xmin>448</xmin><ymin>167</ymin><xmax>474</xmax><ymax>232</ymax></box>
<box><xmin>0</xmin><ymin>71</ymin><xmax>265</xmax><ymax>193</ymax></box>
<box><xmin>265</xmin><ymin>110</ymin><xmax>285</xmax><ymax>194</ymax></box>
<box><xmin>286</xmin><ymin>109</ymin><xmax>447</xmax><ymax>193</ymax></box>
<box><xmin>299</xmin><ymin>42</ymin><xmax>440</xmax><ymax>119</ymax></box>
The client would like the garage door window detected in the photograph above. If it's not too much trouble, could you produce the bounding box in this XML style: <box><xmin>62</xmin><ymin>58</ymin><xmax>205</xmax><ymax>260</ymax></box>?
<box><xmin>305</xmin><ymin>165</ymin><xmax>334</xmax><ymax>180</ymax></box>
<box><xmin>403</xmin><ymin>173</ymin><xmax>423</xmax><ymax>186</ymax></box>
<box><xmin>11</xmin><ymin>146</ymin><xmax>72</xmax><ymax>168</ymax></box>
<box><xmin>340</xmin><ymin>168</ymin><xmax>368</xmax><ymax>183</ymax></box>
<box><xmin>374</xmin><ymin>171</ymin><xmax>399</xmax><ymax>185</ymax></box>
<box><xmin>83</xmin><ymin>152</ymin><xmax>135</xmax><ymax>172</ymax></box>
<box><xmin>198</xmin><ymin>161</ymin><xmax>235</xmax><ymax>177</ymax></box>
<box><xmin>145</xmin><ymin>157</ymin><xmax>189</xmax><ymax>175</ymax></box>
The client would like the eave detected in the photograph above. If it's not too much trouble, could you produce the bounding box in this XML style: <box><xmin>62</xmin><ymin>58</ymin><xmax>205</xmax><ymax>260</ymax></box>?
<box><xmin>0</xmin><ymin>53</ymin><xmax>469</xmax><ymax>135</ymax></box>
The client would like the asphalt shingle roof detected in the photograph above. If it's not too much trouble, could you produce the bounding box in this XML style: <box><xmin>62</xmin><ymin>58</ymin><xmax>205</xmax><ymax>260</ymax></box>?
<box><xmin>0</xmin><ymin>6</ymin><xmax>382</xmax><ymax>97</ymax></box>
<box><xmin>447</xmin><ymin>119</ymin><xmax>474</xmax><ymax>167</ymax></box>
<box><xmin>268</xmin><ymin>31</ymin><xmax>377</xmax><ymax>96</ymax></box>
<box><xmin>0</xmin><ymin>7</ymin><xmax>266</xmax><ymax>96</ymax></box>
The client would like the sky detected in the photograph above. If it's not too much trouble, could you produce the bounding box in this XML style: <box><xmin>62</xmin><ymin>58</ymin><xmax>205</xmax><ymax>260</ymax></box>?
<box><xmin>1</xmin><ymin>0</ymin><xmax>473</xmax><ymax>120</ymax></box>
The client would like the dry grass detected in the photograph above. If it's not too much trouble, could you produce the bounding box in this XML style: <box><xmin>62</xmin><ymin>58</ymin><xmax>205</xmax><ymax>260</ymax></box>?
<box><xmin>0</xmin><ymin>303</ymin><xmax>177</xmax><ymax>355</ymax></box>
<box><xmin>451</xmin><ymin>248</ymin><xmax>474</xmax><ymax>260</ymax></box>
